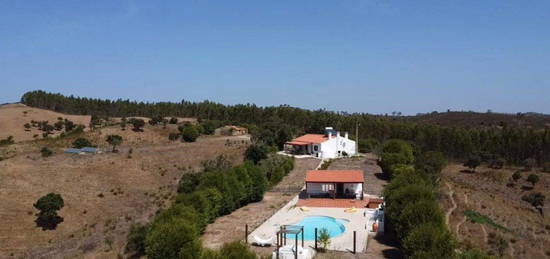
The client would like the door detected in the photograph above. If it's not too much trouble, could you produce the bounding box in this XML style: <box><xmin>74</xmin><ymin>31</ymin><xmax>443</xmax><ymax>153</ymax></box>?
<box><xmin>336</xmin><ymin>183</ymin><xmax>344</xmax><ymax>197</ymax></box>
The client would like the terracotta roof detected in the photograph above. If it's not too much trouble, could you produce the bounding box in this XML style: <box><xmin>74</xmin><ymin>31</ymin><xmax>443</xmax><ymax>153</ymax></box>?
<box><xmin>286</xmin><ymin>134</ymin><xmax>329</xmax><ymax>145</ymax></box>
<box><xmin>305</xmin><ymin>170</ymin><xmax>364</xmax><ymax>183</ymax></box>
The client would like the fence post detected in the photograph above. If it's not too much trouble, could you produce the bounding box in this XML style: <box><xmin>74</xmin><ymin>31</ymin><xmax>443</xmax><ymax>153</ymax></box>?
<box><xmin>353</xmin><ymin>231</ymin><xmax>356</xmax><ymax>254</ymax></box>
<box><xmin>295</xmin><ymin>234</ymin><xmax>298</xmax><ymax>259</ymax></box>
<box><xmin>245</xmin><ymin>224</ymin><xmax>248</xmax><ymax>244</ymax></box>
<box><xmin>315</xmin><ymin>228</ymin><xmax>318</xmax><ymax>251</ymax></box>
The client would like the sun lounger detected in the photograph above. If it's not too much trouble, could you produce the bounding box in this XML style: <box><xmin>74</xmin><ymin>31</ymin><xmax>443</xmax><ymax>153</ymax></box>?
<box><xmin>253</xmin><ymin>235</ymin><xmax>274</xmax><ymax>247</ymax></box>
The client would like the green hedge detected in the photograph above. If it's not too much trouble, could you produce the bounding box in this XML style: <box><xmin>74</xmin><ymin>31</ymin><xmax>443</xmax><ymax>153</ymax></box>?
<box><xmin>129</xmin><ymin>154</ymin><xmax>294</xmax><ymax>259</ymax></box>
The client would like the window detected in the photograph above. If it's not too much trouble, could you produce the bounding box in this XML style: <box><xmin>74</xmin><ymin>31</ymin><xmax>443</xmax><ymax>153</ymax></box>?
<box><xmin>314</xmin><ymin>145</ymin><xmax>318</xmax><ymax>151</ymax></box>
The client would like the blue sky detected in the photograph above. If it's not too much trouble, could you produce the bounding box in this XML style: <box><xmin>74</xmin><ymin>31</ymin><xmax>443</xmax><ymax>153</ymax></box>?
<box><xmin>1</xmin><ymin>1</ymin><xmax>549</xmax><ymax>114</ymax></box>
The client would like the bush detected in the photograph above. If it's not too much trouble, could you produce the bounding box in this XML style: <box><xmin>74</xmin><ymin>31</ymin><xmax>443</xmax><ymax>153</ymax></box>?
<box><xmin>464</xmin><ymin>155</ymin><xmax>481</xmax><ymax>172</ymax></box>
<box><xmin>216</xmin><ymin>241</ymin><xmax>257</xmax><ymax>259</ymax></box>
<box><xmin>0</xmin><ymin>136</ymin><xmax>14</xmax><ymax>146</ymax></box>
<box><xmin>415</xmin><ymin>151</ymin><xmax>447</xmax><ymax>183</ymax></box>
<box><xmin>181</xmin><ymin>126</ymin><xmax>200</xmax><ymax>142</ymax></box>
<box><xmin>488</xmin><ymin>158</ymin><xmax>505</xmax><ymax>169</ymax></box>
<box><xmin>403</xmin><ymin>223</ymin><xmax>456</xmax><ymax>259</ymax></box>
<box><xmin>358</xmin><ymin>138</ymin><xmax>379</xmax><ymax>153</ymax></box>
<box><xmin>245</xmin><ymin>144</ymin><xmax>270</xmax><ymax>164</ymax></box>
<box><xmin>542</xmin><ymin>162</ymin><xmax>550</xmax><ymax>173</ymax></box>
<box><xmin>129</xmin><ymin>118</ymin><xmax>145</xmax><ymax>132</ymax></box>
<box><xmin>526</xmin><ymin>174</ymin><xmax>540</xmax><ymax>186</ymax></box>
<box><xmin>512</xmin><ymin>171</ymin><xmax>521</xmax><ymax>182</ymax></box>
<box><xmin>33</xmin><ymin>193</ymin><xmax>64</xmax><ymax>230</ymax></box>
<box><xmin>145</xmin><ymin>216</ymin><xmax>202</xmax><ymax>259</ymax></box>
<box><xmin>41</xmin><ymin>147</ymin><xmax>53</xmax><ymax>157</ymax></box>
<box><xmin>522</xmin><ymin>192</ymin><xmax>545</xmax><ymax>208</ymax></box>
<box><xmin>169</xmin><ymin>117</ymin><xmax>178</xmax><ymax>124</ymax></box>
<box><xmin>200</xmin><ymin>120</ymin><xmax>221</xmax><ymax>135</ymax></box>
<box><xmin>126</xmin><ymin>223</ymin><xmax>150</xmax><ymax>256</ymax></box>
<box><xmin>318</xmin><ymin>228</ymin><xmax>331</xmax><ymax>252</ymax></box>
<box><xmin>379</xmin><ymin>140</ymin><xmax>414</xmax><ymax>177</ymax></box>
<box><xmin>72</xmin><ymin>138</ymin><xmax>92</xmax><ymax>149</ymax></box>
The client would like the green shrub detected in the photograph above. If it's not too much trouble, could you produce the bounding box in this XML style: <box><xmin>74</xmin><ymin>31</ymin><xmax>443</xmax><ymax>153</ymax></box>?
<box><xmin>379</xmin><ymin>140</ymin><xmax>414</xmax><ymax>177</ymax></box>
<box><xmin>403</xmin><ymin>223</ymin><xmax>456</xmax><ymax>259</ymax></box>
<box><xmin>522</xmin><ymin>192</ymin><xmax>545</xmax><ymax>208</ymax></box>
<box><xmin>41</xmin><ymin>147</ymin><xmax>53</xmax><ymax>157</ymax></box>
<box><xmin>72</xmin><ymin>137</ymin><xmax>92</xmax><ymax>149</ymax></box>
<box><xmin>318</xmin><ymin>228</ymin><xmax>331</xmax><ymax>252</ymax></box>
<box><xmin>126</xmin><ymin>223</ymin><xmax>150</xmax><ymax>256</ymax></box>
<box><xmin>244</xmin><ymin>144</ymin><xmax>270</xmax><ymax>164</ymax></box>
<box><xmin>463</xmin><ymin>210</ymin><xmax>509</xmax><ymax>232</ymax></box>
<box><xmin>0</xmin><ymin>136</ymin><xmax>14</xmax><ymax>146</ymax></box>
<box><xmin>181</xmin><ymin>126</ymin><xmax>200</xmax><ymax>142</ymax></box>
<box><xmin>217</xmin><ymin>241</ymin><xmax>257</xmax><ymax>259</ymax></box>
<box><xmin>33</xmin><ymin>193</ymin><xmax>64</xmax><ymax>230</ymax></box>
<box><xmin>145</xmin><ymin>217</ymin><xmax>202</xmax><ymax>259</ymax></box>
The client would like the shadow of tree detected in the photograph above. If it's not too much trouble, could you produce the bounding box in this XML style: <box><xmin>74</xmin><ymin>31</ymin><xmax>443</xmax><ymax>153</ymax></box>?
<box><xmin>373</xmin><ymin>233</ymin><xmax>403</xmax><ymax>259</ymax></box>
<box><xmin>35</xmin><ymin>214</ymin><xmax>64</xmax><ymax>231</ymax></box>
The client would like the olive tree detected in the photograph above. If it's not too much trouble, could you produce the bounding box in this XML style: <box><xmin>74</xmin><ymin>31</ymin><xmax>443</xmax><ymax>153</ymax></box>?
<box><xmin>106</xmin><ymin>134</ymin><xmax>123</xmax><ymax>152</ymax></box>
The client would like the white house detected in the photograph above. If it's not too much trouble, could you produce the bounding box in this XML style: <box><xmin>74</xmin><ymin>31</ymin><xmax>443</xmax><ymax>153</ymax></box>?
<box><xmin>284</xmin><ymin>127</ymin><xmax>356</xmax><ymax>159</ymax></box>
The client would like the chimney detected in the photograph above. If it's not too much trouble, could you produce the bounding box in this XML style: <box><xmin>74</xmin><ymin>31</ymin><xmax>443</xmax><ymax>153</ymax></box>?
<box><xmin>345</xmin><ymin>132</ymin><xmax>349</xmax><ymax>139</ymax></box>
<box><xmin>337</xmin><ymin>131</ymin><xmax>340</xmax><ymax>138</ymax></box>
<box><xmin>328</xmin><ymin>132</ymin><xmax>332</xmax><ymax>139</ymax></box>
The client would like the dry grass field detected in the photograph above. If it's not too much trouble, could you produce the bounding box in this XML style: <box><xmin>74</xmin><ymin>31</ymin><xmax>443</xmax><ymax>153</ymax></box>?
<box><xmin>441</xmin><ymin>163</ymin><xmax>550</xmax><ymax>259</ymax></box>
<box><xmin>0</xmin><ymin>104</ymin><xmax>91</xmax><ymax>142</ymax></box>
<box><xmin>0</xmin><ymin>107</ymin><xmax>250</xmax><ymax>259</ymax></box>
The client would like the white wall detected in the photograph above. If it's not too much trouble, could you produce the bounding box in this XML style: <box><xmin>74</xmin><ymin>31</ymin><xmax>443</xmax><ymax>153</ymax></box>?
<box><xmin>319</xmin><ymin>135</ymin><xmax>356</xmax><ymax>159</ymax></box>
<box><xmin>343</xmin><ymin>183</ymin><xmax>363</xmax><ymax>196</ymax></box>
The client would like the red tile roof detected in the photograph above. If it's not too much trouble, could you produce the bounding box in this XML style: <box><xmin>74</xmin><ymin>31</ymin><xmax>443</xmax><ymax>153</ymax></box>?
<box><xmin>305</xmin><ymin>170</ymin><xmax>364</xmax><ymax>183</ymax></box>
<box><xmin>286</xmin><ymin>134</ymin><xmax>329</xmax><ymax>145</ymax></box>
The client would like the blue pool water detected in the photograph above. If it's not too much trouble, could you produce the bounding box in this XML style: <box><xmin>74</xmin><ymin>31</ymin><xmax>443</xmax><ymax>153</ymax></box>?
<box><xmin>289</xmin><ymin>216</ymin><xmax>346</xmax><ymax>241</ymax></box>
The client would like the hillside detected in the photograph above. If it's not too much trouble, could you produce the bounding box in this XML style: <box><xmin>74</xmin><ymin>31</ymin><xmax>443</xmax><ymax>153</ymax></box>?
<box><xmin>0</xmin><ymin>107</ymin><xmax>250</xmax><ymax>258</ymax></box>
<box><xmin>0</xmin><ymin>103</ymin><xmax>91</xmax><ymax>142</ymax></box>
<box><xmin>441</xmin><ymin>163</ymin><xmax>550</xmax><ymax>258</ymax></box>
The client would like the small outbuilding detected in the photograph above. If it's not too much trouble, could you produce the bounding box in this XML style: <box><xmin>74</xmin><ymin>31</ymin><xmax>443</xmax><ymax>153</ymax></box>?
<box><xmin>305</xmin><ymin>170</ymin><xmax>364</xmax><ymax>200</ymax></box>
<box><xmin>215</xmin><ymin>125</ymin><xmax>248</xmax><ymax>136</ymax></box>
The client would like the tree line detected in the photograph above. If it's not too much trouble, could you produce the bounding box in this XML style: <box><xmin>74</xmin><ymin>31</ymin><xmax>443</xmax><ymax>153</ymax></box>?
<box><xmin>21</xmin><ymin>90</ymin><xmax>550</xmax><ymax>165</ymax></box>
<box><xmin>126</xmin><ymin>152</ymin><xmax>294</xmax><ymax>259</ymax></box>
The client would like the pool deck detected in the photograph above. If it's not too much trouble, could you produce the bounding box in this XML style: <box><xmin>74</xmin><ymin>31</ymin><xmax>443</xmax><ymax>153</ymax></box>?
<box><xmin>248</xmin><ymin>195</ymin><xmax>379</xmax><ymax>253</ymax></box>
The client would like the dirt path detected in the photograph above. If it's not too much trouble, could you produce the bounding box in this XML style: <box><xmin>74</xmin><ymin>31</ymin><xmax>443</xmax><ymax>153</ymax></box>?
<box><xmin>200</xmin><ymin>157</ymin><xmax>320</xmax><ymax>251</ymax></box>
<box><xmin>444</xmin><ymin>182</ymin><xmax>456</xmax><ymax>226</ymax></box>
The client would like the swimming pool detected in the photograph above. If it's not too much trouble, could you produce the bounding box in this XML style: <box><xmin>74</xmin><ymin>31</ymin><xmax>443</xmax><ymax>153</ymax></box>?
<box><xmin>289</xmin><ymin>216</ymin><xmax>346</xmax><ymax>241</ymax></box>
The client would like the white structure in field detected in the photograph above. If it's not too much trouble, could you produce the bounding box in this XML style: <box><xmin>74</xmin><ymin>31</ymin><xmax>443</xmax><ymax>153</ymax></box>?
<box><xmin>284</xmin><ymin>127</ymin><xmax>356</xmax><ymax>159</ymax></box>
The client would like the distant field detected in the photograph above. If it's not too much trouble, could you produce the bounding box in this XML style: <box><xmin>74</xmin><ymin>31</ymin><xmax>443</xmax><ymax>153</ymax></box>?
<box><xmin>0</xmin><ymin>106</ymin><xmax>250</xmax><ymax>258</ymax></box>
